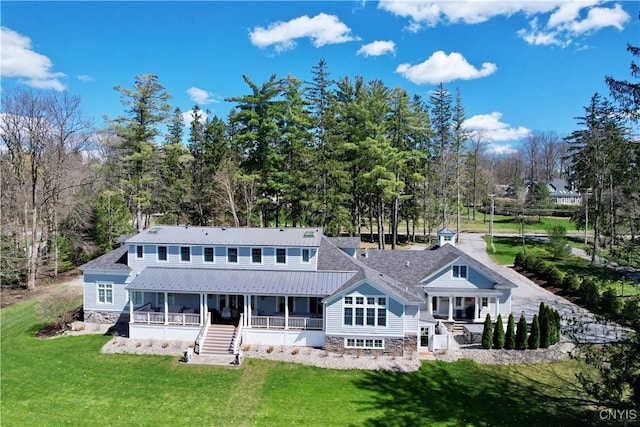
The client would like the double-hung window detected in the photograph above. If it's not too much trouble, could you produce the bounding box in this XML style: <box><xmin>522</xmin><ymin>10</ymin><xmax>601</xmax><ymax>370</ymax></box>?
<box><xmin>180</xmin><ymin>246</ymin><xmax>191</xmax><ymax>262</ymax></box>
<box><xmin>97</xmin><ymin>283</ymin><xmax>113</xmax><ymax>304</ymax></box>
<box><xmin>276</xmin><ymin>248</ymin><xmax>287</xmax><ymax>264</ymax></box>
<box><xmin>302</xmin><ymin>249</ymin><xmax>310</xmax><ymax>263</ymax></box>
<box><xmin>452</xmin><ymin>265</ymin><xmax>467</xmax><ymax>278</ymax></box>
<box><xmin>252</xmin><ymin>248</ymin><xmax>262</xmax><ymax>264</ymax></box>
<box><xmin>204</xmin><ymin>247</ymin><xmax>214</xmax><ymax>263</ymax></box>
<box><xmin>136</xmin><ymin>245</ymin><xmax>143</xmax><ymax>259</ymax></box>
<box><xmin>158</xmin><ymin>246</ymin><xmax>167</xmax><ymax>261</ymax></box>
<box><xmin>227</xmin><ymin>248</ymin><xmax>238</xmax><ymax>264</ymax></box>
<box><xmin>343</xmin><ymin>295</ymin><xmax>387</xmax><ymax>327</ymax></box>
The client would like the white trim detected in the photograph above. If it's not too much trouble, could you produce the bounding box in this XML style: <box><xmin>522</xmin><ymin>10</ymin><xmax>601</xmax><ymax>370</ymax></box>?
<box><xmin>251</xmin><ymin>247</ymin><xmax>263</xmax><ymax>264</ymax></box>
<box><xmin>135</xmin><ymin>245</ymin><xmax>144</xmax><ymax>260</ymax></box>
<box><xmin>345</xmin><ymin>338</ymin><xmax>384</xmax><ymax>349</ymax></box>
<box><xmin>97</xmin><ymin>282</ymin><xmax>114</xmax><ymax>304</ymax></box>
<box><xmin>301</xmin><ymin>248</ymin><xmax>311</xmax><ymax>264</ymax></box>
<box><xmin>179</xmin><ymin>246</ymin><xmax>191</xmax><ymax>263</ymax></box>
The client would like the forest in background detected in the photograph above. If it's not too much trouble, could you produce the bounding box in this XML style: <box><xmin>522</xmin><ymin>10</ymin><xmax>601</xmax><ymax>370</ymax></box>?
<box><xmin>1</xmin><ymin>45</ymin><xmax>638</xmax><ymax>289</ymax></box>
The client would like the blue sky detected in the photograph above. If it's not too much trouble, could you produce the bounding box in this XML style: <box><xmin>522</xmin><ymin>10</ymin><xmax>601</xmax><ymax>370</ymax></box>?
<box><xmin>2</xmin><ymin>1</ymin><xmax>638</xmax><ymax>153</ymax></box>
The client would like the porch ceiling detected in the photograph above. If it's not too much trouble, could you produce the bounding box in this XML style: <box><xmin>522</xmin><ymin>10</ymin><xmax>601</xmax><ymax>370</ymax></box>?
<box><xmin>125</xmin><ymin>267</ymin><xmax>357</xmax><ymax>296</ymax></box>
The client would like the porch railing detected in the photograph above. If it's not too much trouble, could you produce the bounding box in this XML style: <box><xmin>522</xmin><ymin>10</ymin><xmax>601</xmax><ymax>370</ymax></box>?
<box><xmin>132</xmin><ymin>311</ymin><xmax>200</xmax><ymax>326</ymax></box>
<box><xmin>232</xmin><ymin>314</ymin><xmax>244</xmax><ymax>355</ymax></box>
<box><xmin>251</xmin><ymin>315</ymin><xmax>322</xmax><ymax>330</ymax></box>
<box><xmin>195</xmin><ymin>312</ymin><xmax>212</xmax><ymax>354</ymax></box>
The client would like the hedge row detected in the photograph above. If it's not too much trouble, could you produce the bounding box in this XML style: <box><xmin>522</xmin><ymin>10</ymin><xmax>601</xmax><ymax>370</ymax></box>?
<box><xmin>481</xmin><ymin>303</ymin><xmax>561</xmax><ymax>350</ymax></box>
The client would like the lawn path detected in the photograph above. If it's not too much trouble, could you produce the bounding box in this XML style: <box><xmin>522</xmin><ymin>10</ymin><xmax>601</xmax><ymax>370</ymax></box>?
<box><xmin>224</xmin><ymin>361</ymin><xmax>268</xmax><ymax>425</ymax></box>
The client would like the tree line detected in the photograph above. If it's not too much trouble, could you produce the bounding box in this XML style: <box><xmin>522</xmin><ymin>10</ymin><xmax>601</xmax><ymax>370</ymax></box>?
<box><xmin>1</xmin><ymin>48</ymin><xmax>638</xmax><ymax>288</ymax></box>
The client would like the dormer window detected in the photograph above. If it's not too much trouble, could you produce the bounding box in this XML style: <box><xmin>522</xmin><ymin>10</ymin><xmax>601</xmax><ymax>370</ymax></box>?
<box><xmin>136</xmin><ymin>245</ymin><xmax>143</xmax><ymax>259</ymax></box>
<box><xmin>276</xmin><ymin>248</ymin><xmax>286</xmax><ymax>264</ymax></box>
<box><xmin>452</xmin><ymin>265</ymin><xmax>467</xmax><ymax>278</ymax></box>
<box><xmin>204</xmin><ymin>247</ymin><xmax>214</xmax><ymax>263</ymax></box>
<box><xmin>302</xmin><ymin>249</ymin><xmax>310</xmax><ymax>263</ymax></box>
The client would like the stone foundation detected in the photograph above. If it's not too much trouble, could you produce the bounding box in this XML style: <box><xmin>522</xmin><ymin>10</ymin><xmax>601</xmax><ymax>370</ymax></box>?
<box><xmin>84</xmin><ymin>310</ymin><xmax>125</xmax><ymax>324</ymax></box>
<box><xmin>324</xmin><ymin>334</ymin><xmax>418</xmax><ymax>357</ymax></box>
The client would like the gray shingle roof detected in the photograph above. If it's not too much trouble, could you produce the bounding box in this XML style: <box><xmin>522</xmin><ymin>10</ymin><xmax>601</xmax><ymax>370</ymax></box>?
<box><xmin>356</xmin><ymin>244</ymin><xmax>517</xmax><ymax>290</ymax></box>
<box><xmin>326</xmin><ymin>236</ymin><xmax>361</xmax><ymax>249</ymax></box>
<box><xmin>126</xmin><ymin>267</ymin><xmax>356</xmax><ymax>296</ymax></box>
<box><xmin>125</xmin><ymin>226</ymin><xmax>323</xmax><ymax>247</ymax></box>
<box><xmin>79</xmin><ymin>246</ymin><xmax>130</xmax><ymax>271</ymax></box>
<box><xmin>319</xmin><ymin>237</ymin><xmax>424</xmax><ymax>304</ymax></box>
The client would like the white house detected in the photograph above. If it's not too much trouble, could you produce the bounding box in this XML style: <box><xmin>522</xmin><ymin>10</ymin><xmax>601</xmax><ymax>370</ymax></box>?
<box><xmin>80</xmin><ymin>226</ymin><xmax>516</xmax><ymax>356</ymax></box>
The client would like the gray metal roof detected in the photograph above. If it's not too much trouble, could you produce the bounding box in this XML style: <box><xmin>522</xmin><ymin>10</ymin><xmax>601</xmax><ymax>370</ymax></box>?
<box><xmin>126</xmin><ymin>267</ymin><xmax>356</xmax><ymax>296</ymax></box>
<box><xmin>125</xmin><ymin>226</ymin><xmax>323</xmax><ymax>247</ymax></box>
<box><xmin>79</xmin><ymin>246</ymin><xmax>130</xmax><ymax>272</ymax></box>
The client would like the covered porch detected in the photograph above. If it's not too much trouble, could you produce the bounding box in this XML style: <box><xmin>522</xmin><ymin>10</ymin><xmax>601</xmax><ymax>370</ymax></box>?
<box><xmin>129</xmin><ymin>291</ymin><xmax>324</xmax><ymax>331</ymax></box>
<box><xmin>425</xmin><ymin>288</ymin><xmax>504</xmax><ymax>322</ymax></box>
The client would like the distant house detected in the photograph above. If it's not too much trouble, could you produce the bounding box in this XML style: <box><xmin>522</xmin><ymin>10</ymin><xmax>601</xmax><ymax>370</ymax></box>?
<box><xmin>547</xmin><ymin>178</ymin><xmax>582</xmax><ymax>206</ymax></box>
<box><xmin>80</xmin><ymin>226</ymin><xmax>516</xmax><ymax>356</ymax></box>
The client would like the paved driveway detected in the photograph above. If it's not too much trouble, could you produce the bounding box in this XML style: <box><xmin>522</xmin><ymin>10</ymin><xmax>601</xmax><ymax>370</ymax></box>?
<box><xmin>457</xmin><ymin>233</ymin><xmax>624</xmax><ymax>343</ymax></box>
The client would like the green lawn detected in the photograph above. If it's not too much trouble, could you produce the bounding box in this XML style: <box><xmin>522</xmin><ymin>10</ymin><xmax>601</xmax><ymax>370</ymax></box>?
<box><xmin>1</xmin><ymin>298</ymin><xmax>598</xmax><ymax>426</ymax></box>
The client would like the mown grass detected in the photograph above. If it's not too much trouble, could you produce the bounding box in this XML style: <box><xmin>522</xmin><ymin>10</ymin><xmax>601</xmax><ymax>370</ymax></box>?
<box><xmin>1</xmin><ymin>297</ymin><xmax>598</xmax><ymax>426</ymax></box>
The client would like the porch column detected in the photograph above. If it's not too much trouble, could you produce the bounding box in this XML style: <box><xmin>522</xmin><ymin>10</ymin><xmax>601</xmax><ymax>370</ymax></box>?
<box><xmin>204</xmin><ymin>295</ymin><xmax>209</xmax><ymax>324</ymax></box>
<box><xmin>448</xmin><ymin>296</ymin><xmax>454</xmax><ymax>321</ymax></box>
<box><xmin>199</xmin><ymin>293</ymin><xmax>204</xmax><ymax>326</ymax></box>
<box><xmin>284</xmin><ymin>295</ymin><xmax>289</xmax><ymax>330</ymax></box>
<box><xmin>495</xmin><ymin>297</ymin><xmax>500</xmax><ymax>317</ymax></box>
<box><xmin>427</xmin><ymin>295</ymin><xmax>433</xmax><ymax>316</ymax></box>
<box><xmin>129</xmin><ymin>294</ymin><xmax>134</xmax><ymax>324</ymax></box>
<box><xmin>474</xmin><ymin>297</ymin><xmax>480</xmax><ymax>321</ymax></box>
<box><xmin>244</xmin><ymin>294</ymin><xmax>250</xmax><ymax>327</ymax></box>
<box><xmin>164</xmin><ymin>292</ymin><xmax>169</xmax><ymax>325</ymax></box>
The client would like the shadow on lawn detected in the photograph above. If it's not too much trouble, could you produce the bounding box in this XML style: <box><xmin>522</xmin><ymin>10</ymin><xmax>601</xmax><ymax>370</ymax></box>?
<box><xmin>353</xmin><ymin>360</ymin><xmax>598</xmax><ymax>427</ymax></box>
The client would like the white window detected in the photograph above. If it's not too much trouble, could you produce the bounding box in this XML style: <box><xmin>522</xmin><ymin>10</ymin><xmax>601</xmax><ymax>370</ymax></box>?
<box><xmin>157</xmin><ymin>246</ymin><xmax>167</xmax><ymax>261</ymax></box>
<box><xmin>343</xmin><ymin>294</ymin><xmax>387</xmax><ymax>327</ymax></box>
<box><xmin>97</xmin><ymin>283</ymin><xmax>113</xmax><ymax>304</ymax></box>
<box><xmin>276</xmin><ymin>248</ymin><xmax>287</xmax><ymax>264</ymax></box>
<box><xmin>452</xmin><ymin>265</ymin><xmax>467</xmax><ymax>278</ymax></box>
<box><xmin>481</xmin><ymin>297</ymin><xmax>489</xmax><ymax>307</ymax></box>
<box><xmin>345</xmin><ymin>338</ymin><xmax>384</xmax><ymax>349</ymax></box>
<box><xmin>180</xmin><ymin>246</ymin><xmax>191</xmax><ymax>262</ymax></box>
<box><xmin>302</xmin><ymin>249</ymin><xmax>310</xmax><ymax>263</ymax></box>
<box><xmin>136</xmin><ymin>245</ymin><xmax>143</xmax><ymax>259</ymax></box>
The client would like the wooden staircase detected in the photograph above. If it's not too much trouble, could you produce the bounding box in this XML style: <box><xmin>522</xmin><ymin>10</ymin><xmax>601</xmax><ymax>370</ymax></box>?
<box><xmin>199</xmin><ymin>324</ymin><xmax>237</xmax><ymax>355</ymax></box>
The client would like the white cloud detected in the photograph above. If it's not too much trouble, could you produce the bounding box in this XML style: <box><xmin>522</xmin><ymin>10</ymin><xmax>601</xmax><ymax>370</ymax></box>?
<box><xmin>396</xmin><ymin>51</ymin><xmax>496</xmax><ymax>84</ymax></box>
<box><xmin>77</xmin><ymin>75</ymin><xmax>94</xmax><ymax>82</ymax></box>
<box><xmin>487</xmin><ymin>143</ymin><xmax>519</xmax><ymax>155</ymax></box>
<box><xmin>568</xmin><ymin>4</ymin><xmax>629</xmax><ymax>35</ymax></box>
<box><xmin>464</xmin><ymin>112</ymin><xmax>531</xmax><ymax>142</ymax></box>
<box><xmin>379</xmin><ymin>0</ymin><xmax>557</xmax><ymax>27</ymax></box>
<box><xmin>1</xmin><ymin>27</ymin><xmax>66</xmax><ymax>91</ymax></box>
<box><xmin>378</xmin><ymin>1</ymin><xmax>630</xmax><ymax>48</ymax></box>
<box><xmin>357</xmin><ymin>40</ymin><xmax>396</xmax><ymax>57</ymax></box>
<box><xmin>187</xmin><ymin>87</ymin><xmax>218</xmax><ymax>105</ymax></box>
<box><xmin>182</xmin><ymin>109</ymin><xmax>208</xmax><ymax>127</ymax></box>
<box><xmin>249</xmin><ymin>13</ymin><xmax>359</xmax><ymax>52</ymax></box>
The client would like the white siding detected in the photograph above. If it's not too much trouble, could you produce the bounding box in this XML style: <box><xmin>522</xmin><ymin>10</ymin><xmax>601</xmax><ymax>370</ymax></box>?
<box><xmin>423</xmin><ymin>264</ymin><xmax>495</xmax><ymax>290</ymax></box>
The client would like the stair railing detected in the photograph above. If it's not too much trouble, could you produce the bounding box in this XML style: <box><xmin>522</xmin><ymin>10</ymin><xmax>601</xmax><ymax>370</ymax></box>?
<box><xmin>194</xmin><ymin>311</ymin><xmax>211</xmax><ymax>354</ymax></box>
<box><xmin>232</xmin><ymin>314</ymin><xmax>244</xmax><ymax>355</ymax></box>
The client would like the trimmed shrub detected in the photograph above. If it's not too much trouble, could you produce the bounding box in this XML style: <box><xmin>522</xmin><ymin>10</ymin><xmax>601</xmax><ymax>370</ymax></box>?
<box><xmin>493</xmin><ymin>314</ymin><xmax>505</xmax><ymax>349</ymax></box>
<box><xmin>562</xmin><ymin>270</ymin><xmax>581</xmax><ymax>293</ymax></box>
<box><xmin>539</xmin><ymin>302</ymin><xmax>550</xmax><ymax>348</ymax></box>
<box><xmin>622</xmin><ymin>297</ymin><xmax>640</xmax><ymax>329</ymax></box>
<box><xmin>514</xmin><ymin>251</ymin><xmax>525</xmax><ymax>268</ymax></box>
<box><xmin>515</xmin><ymin>314</ymin><xmax>528</xmax><ymax>350</ymax></box>
<box><xmin>546</xmin><ymin>266</ymin><xmax>564</xmax><ymax>288</ymax></box>
<box><xmin>528</xmin><ymin>314</ymin><xmax>540</xmax><ymax>349</ymax></box>
<box><xmin>600</xmin><ymin>288</ymin><xmax>622</xmax><ymax>317</ymax></box>
<box><xmin>505</xmin><ymin>313</ymin><xmax>516</xmax><ymax>350</ymax></box>
<box><xmin>580</xmin><ymin>278</ymin><xmax>601</xmax><ymax>311</ymax></box>
<box><xmin>481</xmin><ymin>314</ymin><xmax>493</xmax><ymax>349</ymax></box>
